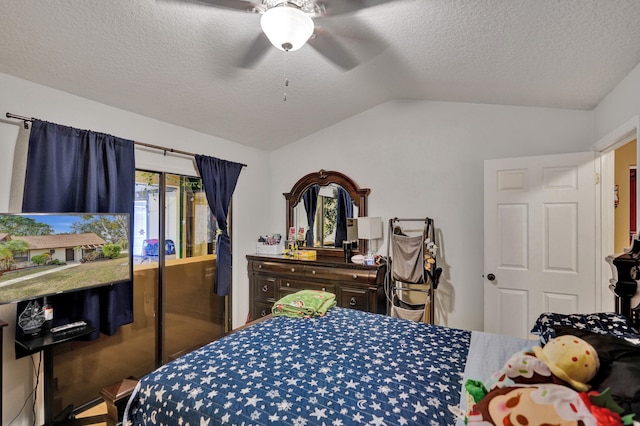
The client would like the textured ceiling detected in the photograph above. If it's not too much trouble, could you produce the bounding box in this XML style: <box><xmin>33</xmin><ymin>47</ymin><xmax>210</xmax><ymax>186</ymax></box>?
<box><xmin>1</xmin><ymin>0</ymin><xmax>640</xmax><ymax>151</ymax></box>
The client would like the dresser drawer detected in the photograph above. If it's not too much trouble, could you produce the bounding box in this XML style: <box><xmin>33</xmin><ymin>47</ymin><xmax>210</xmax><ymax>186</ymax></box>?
<box><xmin>253</xmin><ymin>276</ymin><xmax>277</xmax><ymax>300</ymax></box>
<box><xmin>337</xmin><ymin>287</ymin><xmax>370</xmax><ymax>312</ymax></box>
<box><xmin>278</xmin><ymin>279</ymin><xmax>334</xmax><ymax>294</ymax></box>
<box><xmin>252</xmin><ymin>260</ymin><xmax>304</xmax><ymax>276</ymax></box>
<box><xmin>253</xmin><ymin>301</ymin><xmax>273</xmax><ymax>319</ymax></box>
<box><xmin>305</xmin><ymin>265</ymin><xmax>371</xmax><ymax>284</ymax></box>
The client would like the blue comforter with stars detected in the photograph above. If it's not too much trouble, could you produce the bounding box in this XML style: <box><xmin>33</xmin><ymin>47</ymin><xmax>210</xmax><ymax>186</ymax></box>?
<box><xmin>124</xmin><ymin>307</ymin><xmax>472</xmax><ymax>425</ymax></box>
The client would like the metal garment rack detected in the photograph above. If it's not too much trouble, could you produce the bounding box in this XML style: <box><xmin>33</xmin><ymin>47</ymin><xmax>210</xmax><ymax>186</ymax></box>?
<box><xmin>385</xmin><ymin>217</ymin><xmax>442</xmax><ymax>324</ymax></box>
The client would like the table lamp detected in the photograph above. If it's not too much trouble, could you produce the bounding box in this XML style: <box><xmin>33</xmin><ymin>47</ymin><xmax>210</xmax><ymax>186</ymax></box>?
<box><xmin>357</xmin><ymin>216</ymin><xmax>383</xmax><ymax>265</ymax></box>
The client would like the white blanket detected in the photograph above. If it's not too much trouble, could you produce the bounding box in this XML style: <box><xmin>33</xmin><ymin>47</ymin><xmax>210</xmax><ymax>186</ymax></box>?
<box><xmin>454</xmin><ymin>331</ymin><xmax>536</xmax><ymax>425</ymax></box>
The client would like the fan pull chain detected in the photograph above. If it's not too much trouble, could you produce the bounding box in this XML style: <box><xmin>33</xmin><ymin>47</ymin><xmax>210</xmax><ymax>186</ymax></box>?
<box><xmin>283</xmin><ymin>50</ymin><xmax>289</xmax><ymax>102</ymax></box>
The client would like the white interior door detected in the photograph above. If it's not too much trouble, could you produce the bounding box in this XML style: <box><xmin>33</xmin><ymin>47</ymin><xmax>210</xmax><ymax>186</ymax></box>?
<box><xmin>484</xmin><ymin>152</ymin><xmax>596</xmax><ymax>338</ymax></box>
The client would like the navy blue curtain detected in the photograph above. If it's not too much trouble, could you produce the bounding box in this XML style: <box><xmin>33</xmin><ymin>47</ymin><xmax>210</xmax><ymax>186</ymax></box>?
<box><xmin>16</xmin><ymin>120</ymin><xmax>135</xmax><ymax>343</ymax></box>
<box><xmin>195</xmin><ymin>155</ymin><xmax>243</xmax><ymax>296</ymax></box>
<box><xmin>334</xmin><ymin>188</ymin><xmax>353</xmax><ymax>248</ymax></box>
<box><xmin>303</xmin><ymin>185</ymin><xmax>319</xmax><ymax>247</ymax></box>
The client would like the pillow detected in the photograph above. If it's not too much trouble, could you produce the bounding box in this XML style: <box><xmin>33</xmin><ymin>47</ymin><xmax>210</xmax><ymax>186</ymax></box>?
<box><xmin>554</xmin><ymin>325</ymin><xmax>640</xmax><ymax>418</ymax></box>
<box><xmin>530</xmin><ymin>312</ymin><xmax>640</xmax><ymax>345</ymax></box>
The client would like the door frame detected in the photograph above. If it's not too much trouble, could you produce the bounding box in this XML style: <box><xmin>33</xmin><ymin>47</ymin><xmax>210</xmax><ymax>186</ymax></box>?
<box><xmin>592</xmin><ymin>115</ymin><xmax>639</xmax><ymax>312</ymax></box>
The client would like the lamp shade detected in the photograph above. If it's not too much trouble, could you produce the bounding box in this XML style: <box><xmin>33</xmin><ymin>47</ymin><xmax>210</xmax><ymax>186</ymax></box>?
<box><xmin>357</xmin><ymin>217</ymin><xmax>383</xmax><ymax>240</ymax></box>
<box><xmin>260</xmin><ymin>6</ymin><xmax>314</xmax><ymax>52</ymax></box>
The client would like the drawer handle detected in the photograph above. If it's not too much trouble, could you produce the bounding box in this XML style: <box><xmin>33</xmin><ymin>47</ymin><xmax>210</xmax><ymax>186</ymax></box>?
<box><xmin>353</xmin><ymin>274</ymin><xmax>358</xmax><ymax>280</ymax></box>
<box><xmin>286</xmin><ymin>282</ymin><xmax>291</xmax><ymax>287</ymax></box>
<box><xmin>349</xmin><ymin>297</ymin><xmax>357</xmax><ymax>306</ymax></box>
<box><xmin>312</xmin><ymin>270</ymin><xmax>317</xmax><ymax>275</ymax></box>
<box><xmin>261</xmin><ymin>309</ymin><xmax>267</xmax><ymax>317</ymax></box>
<box><xmin>262</xmin><ymin>285</ymin><xmax>269</xmax><ymax>293</ymax></box>
<box><xmin>258</xmin><ymin>264</ymin><xmax>263</xmax><ymax>269</ymax></box>
<box><xmin>291</xmin><ymin>267</ymin><xmax>296</xmax><ymax>272</ymax></box>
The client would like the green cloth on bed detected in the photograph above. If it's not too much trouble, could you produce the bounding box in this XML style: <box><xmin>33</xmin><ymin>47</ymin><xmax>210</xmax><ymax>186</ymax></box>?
<box><xmin>272</xmin><ymin>290</ymin><xmax>337</xmax><ymax>318</ymax></box>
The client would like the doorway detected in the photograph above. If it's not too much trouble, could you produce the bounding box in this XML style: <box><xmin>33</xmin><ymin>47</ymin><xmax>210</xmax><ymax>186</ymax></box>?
<box><xmin>595</xmin><ymin>116</ymin><xmax>640</xmax><ymax>313</ymax></box>
<box><xmin>613</xmin><ymin>142</ymin><xmax>637</xmax><ymax>254</ymax></box>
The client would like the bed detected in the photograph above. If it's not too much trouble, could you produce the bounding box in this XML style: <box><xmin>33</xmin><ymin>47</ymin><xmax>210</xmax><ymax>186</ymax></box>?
<box><xmin>123</xmin><ymin>307</ymin><xmax>640</xmax><ymax>425</ymax></box>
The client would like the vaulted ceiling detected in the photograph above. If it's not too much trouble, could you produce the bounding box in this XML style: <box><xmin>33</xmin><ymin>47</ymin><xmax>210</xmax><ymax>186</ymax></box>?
<box><xmin>1</xmin><ymin>0</ymin><xmax>640</xmax><ymax>151</ymax></box>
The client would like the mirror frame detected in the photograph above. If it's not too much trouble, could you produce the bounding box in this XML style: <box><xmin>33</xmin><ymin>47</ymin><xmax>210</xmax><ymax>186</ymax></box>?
<box><xmin>284</xmin><ymin>169</ymin><xmax>370</xmax><ymax>258</ymax></box>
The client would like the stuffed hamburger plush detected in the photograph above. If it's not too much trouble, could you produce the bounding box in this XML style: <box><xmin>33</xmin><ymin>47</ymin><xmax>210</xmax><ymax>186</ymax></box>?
<box><xmin>532</xmin><ymin>335</ymin><xmax>600</xmax><ymax>391</ymax></box>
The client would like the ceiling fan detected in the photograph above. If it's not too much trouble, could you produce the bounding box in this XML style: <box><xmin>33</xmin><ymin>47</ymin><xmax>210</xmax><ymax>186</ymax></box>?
<box><xmin>188</xmin><ymin>0</ymin><xmax>396</xmax><ymax>70</ymax></box>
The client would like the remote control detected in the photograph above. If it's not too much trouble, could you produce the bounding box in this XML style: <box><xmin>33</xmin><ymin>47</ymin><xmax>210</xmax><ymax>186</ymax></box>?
<box><xmin>50</xmin><ymin>321</ymin><xmax>87</xmax><ymax>333</ymax></box>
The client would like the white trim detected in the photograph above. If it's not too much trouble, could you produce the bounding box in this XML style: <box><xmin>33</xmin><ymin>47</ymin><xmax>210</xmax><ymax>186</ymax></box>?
<box><xmin>596</xmin><ymin>150</ymin><xmax>615</xmax><ymax>312</ymax></box>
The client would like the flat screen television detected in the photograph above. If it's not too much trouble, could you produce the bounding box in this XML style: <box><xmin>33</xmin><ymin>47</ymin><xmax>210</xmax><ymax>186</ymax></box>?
<box><xmin>0</xmin><ymin>212</ymin><xmax>132</xmax><ymax>305</ymax></box>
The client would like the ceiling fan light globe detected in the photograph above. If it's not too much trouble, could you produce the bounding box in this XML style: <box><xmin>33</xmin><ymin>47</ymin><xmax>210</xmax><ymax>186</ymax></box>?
<box><xmin>260</xmin><ymin>6</ymin><xmax>314</xmax><ymax>52</ymax></box>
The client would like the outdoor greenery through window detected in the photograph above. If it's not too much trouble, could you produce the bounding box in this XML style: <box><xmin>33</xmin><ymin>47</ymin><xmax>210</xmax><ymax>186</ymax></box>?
<box><xmin>318</xmin><ymin>195</ymin><xmax>337</xmax><ymax>246</ymax></box>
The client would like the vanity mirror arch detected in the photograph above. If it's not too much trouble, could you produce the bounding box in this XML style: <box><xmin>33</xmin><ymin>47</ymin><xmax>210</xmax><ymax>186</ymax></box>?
<box><xmin>284</xmin><ymin>169</ymin><xmax>370</xmax><ymax>257</ymax></box>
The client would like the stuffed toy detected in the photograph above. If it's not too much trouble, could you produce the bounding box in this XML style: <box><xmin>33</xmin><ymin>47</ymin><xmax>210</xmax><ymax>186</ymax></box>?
<box><xmin>460</xmin><ymin>335</ymin><xmax>635</xmax><ymax>425</ymax></box>
<box><xmin>485</xmin><ymin>335</ymin><xmax>599</xmax><ymax>391</ymax></box>
<box><xmin>532</xmin><ymin>335</ymin><xmax>600</xmax><ymax>392</ymax></box>
<box><xmin>466</xmin><ymin>384</ymin><xmax>621</xmax><ymax>426</ymax></box>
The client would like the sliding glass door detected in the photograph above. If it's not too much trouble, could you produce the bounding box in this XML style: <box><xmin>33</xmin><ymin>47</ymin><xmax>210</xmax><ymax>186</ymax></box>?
<box><xmin>134</xmin><ymin>171</ymin><xmax>226</xmax><ymax>364</ymax></box>
<box><xmin>52</xmin><ymin>169</ymin><xmax>227</xmax><ymax>413</ymax></box>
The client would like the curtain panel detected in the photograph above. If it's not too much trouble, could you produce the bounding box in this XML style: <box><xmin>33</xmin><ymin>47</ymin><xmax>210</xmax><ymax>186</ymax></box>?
<box><xmin>334</xmin><ymin>187</ymin><xmax>353</xmax><ymax>248</ymax></box>
<box><xmin>303</xmin><ymin>184</ymin><xmax>320</xmax><ymax>247</ymax></box>
<box><xmin>195</xmin><ymin>155</ymin><xmax>243</xmax><ymax>297</ymax></box>
<box><xmin>17</xmin><ymin>120</ymin><xmax>135</xmax><ymax>343</ymax></box>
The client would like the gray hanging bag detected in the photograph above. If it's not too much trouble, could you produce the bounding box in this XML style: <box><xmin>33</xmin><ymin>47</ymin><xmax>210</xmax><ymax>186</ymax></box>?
<box><xmin>391</xmin><ymin>232</ymin><xmax>425</xmax><ymax>284</ymax></box>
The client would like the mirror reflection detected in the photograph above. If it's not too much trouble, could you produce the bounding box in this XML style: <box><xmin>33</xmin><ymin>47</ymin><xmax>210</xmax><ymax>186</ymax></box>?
<box><xmin>293</xmin><ymin>183</ymin><xmax>359</xmax><ymax>248</ymax></box>
<box><xmin>285</xmin><ymin>169</ymin><xmax>370</xmax><ymax>256</ymax></box>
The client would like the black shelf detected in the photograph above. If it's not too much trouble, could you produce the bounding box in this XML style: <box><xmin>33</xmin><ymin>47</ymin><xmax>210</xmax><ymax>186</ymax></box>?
<box><xmin>15</xmin><ymin>325</ymin><xmax>95</xmax><ymax>352</ymax></box>
<box><xmin>15</xmin><ymin>324</ymin><xmax>96</xmax><ymax>426</ymax></box>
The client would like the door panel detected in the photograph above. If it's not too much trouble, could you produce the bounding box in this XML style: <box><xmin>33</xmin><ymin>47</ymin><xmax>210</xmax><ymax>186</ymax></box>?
<box><xmin>498</xmin><ymin>204</ymin><xmax>528</xmax><ymax>269</ymax></box>
<box><xmin>498</xmin><ymin>288</ymin><xmax>529</xmax><ymax>338</ymax></box>
<box><xmin>484</xmin><ymin>152</ymin><xmax>596</xmax><ymax>338</ymax></box>
<box><xmin>544</xmin><ymin>203</ymin><xmax>577</xmax><ymax>272</ymax></box>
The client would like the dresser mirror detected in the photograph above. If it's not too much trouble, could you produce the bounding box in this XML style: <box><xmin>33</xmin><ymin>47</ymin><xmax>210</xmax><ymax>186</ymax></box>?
<box><xmin>284</xmin><ymin>170</ymin><xmax>370</xmax><ymax>257</ymax></box>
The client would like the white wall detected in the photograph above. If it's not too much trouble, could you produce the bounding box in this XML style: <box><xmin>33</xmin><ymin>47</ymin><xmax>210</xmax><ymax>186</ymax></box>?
<box><xmin>270</xmin><ymin>99</ymin><xmax>595</xmax><ymax>331</ymax></box>
<box><xmin>0</xmin><ymin>72</ymin><xmax>270</xmax><ymax>425</ymax></box>
<box><xmin>594</xmin><ymin>61</ymin><xmax>640</xmax><ymax>141</ymax></box>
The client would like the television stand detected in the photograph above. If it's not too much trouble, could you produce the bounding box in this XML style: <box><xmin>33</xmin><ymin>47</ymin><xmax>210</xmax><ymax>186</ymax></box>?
<box><xmin>15</xmin><ymin>323</ymin><xmax>96</xmax><ymax>426</ymax></box>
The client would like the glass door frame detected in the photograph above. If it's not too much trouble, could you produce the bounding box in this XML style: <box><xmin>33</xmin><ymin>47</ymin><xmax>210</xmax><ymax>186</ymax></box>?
<box><xmin>136</xmin><ymin>168</ymin><xmax>231</xmax><ymax>367</ymax></box>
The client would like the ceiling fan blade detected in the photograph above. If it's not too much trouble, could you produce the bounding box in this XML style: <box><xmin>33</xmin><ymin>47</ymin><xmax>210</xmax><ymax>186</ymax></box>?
<box><xmin>318</xmin><ymin>0</ymin><xmax>398</xmax><ymax>16</ymax></box>
<box><xmin>307</xmin><ymin>28</ymin><xmax>358</xmax><ymax>70</ymax></box>
<box><xmin>188</xmin><ymin>0</ymin><xmax>261</xmax><ymax>12</ymax></box>
<box><xmin>237</xmin><ymin>32</ymin><xmax>272</xmax><ymax>69</ymax></box>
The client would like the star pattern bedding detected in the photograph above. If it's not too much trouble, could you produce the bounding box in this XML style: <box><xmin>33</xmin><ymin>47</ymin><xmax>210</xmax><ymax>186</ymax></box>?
<box><xmin>530</xmin><ymin>312</ymin><xmax>640</xmax><ymax>345</ymax></box>
<box><xmin>124</xmin><ymin>307</ymin><xmax>474</xmax><ymax>425</ymax></box>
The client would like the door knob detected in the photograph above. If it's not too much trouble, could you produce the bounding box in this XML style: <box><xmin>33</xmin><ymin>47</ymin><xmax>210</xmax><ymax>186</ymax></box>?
<box><xmin>486</xmin><ymin>273</ymin><xmax>496</xmax><ymax>281</ymax></box>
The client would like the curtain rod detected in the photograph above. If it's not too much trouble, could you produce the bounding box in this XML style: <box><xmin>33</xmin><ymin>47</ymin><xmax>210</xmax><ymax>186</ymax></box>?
<box><xmin>5</xmin><ymin>112</ymin><xmax>247</xmax><ymax>167</ymax></box>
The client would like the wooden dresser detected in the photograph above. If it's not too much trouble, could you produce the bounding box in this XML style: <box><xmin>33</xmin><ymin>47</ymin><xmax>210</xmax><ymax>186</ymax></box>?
<box><xmin>247</xmin><ymin>254</ymin><xmax>386</xmax><ymax>320</ymax></box>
